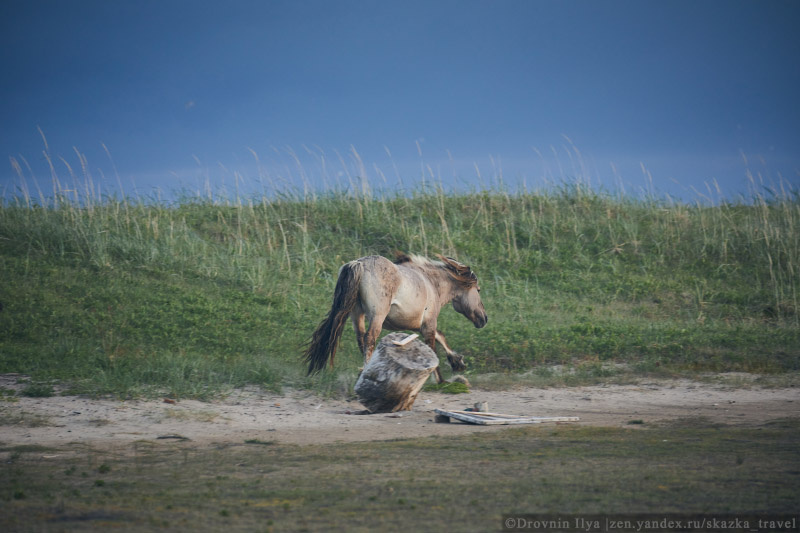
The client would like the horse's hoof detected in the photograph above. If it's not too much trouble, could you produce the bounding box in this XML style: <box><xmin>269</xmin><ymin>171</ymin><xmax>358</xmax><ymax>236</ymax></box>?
<box><xmin>451</xmin><ymin>375</ymin><xmax>471</xmax><ymax>387</ymax></box>
<box><xmin>447</xmin><ymin>354</ymin><xmax>466</xmax><ymax>372</ymax></box>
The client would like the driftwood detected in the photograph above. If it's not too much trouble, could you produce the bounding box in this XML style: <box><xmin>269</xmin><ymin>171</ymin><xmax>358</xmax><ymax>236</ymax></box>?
<box><xmin>354</xmin><ymin>332</ymin><xmax>439</xmax><ymax>413</ymax></box>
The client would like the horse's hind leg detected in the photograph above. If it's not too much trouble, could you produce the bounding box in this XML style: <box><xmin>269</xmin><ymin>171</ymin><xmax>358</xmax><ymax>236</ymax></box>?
<box><xmin>435</xmin><ymin>330</ymin><xmax>466</xmax><ymax>372</ymax></box>
<box><xmin>363</xmin><ymin>312</ymin><xmax>388</xmax><ymax>364</ymax></box>
<box><xmin>351</xmin><ymin>311</ymin><xmax>367</xmax><ymax>361</ymax></box>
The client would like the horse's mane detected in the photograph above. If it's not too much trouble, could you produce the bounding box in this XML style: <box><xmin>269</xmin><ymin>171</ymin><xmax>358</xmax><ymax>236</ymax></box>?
<box><xmin>394</xmin><ymin>252</ymin><xmax>478</xmax><ymax>287</ymax></box>
<box><xmin>393</xmin><ymin>252</ymin><xmax>415</xmax><ymax>265</ymax></box>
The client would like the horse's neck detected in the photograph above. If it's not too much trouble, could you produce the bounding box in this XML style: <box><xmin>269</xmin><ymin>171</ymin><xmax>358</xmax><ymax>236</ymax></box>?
<box><xmin>426</xmin><ymin>267</ymin><xmax>456</xmax><ymax>304</ymax></box>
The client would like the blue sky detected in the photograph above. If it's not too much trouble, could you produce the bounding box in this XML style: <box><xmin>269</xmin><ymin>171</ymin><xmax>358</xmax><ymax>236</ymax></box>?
<box><xmin>2</xmin><ymin>0</ymin><xmax>798</xmax><ymax>201</ymax></box>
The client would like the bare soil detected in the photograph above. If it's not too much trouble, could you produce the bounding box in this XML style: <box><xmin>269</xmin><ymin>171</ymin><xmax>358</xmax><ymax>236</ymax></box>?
<box><xmin>1</xmin><ymin>374</ymin><xmax>797</xmax><ymax>449</ymax></box>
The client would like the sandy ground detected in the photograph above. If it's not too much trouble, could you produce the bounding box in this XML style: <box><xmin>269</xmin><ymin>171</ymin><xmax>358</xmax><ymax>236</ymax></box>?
<box><xmin>1</xmin><ymin>373</ymin><xmax>798</xmax><ymax>449</ymax></box>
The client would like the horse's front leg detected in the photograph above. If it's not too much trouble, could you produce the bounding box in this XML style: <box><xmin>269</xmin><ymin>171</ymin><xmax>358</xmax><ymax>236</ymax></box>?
<box><xmin>420</xmin><ymin>324</ymin><xmax>446</xmax><ymax>384</ymax></box>
<box><xmin>435</xmin><ymin>330</ymin><xmax>466</xmax><ymax>372</ymax></box>
<box><xmin>432</xmin><ymin>367</ymin><xmax>445</xmax><ymax>383</ymax></box>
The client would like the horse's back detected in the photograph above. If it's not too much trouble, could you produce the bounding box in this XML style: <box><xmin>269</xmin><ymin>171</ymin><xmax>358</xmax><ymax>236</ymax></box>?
<box><xmin>352</xmin><ymin>256</ymin><xmax>401</xmax><ymax>314</ymax></box>
<box><xmin>354</xmin><ymin>255</ymin><xmax>394</xmax><ymax>270</ymax></box>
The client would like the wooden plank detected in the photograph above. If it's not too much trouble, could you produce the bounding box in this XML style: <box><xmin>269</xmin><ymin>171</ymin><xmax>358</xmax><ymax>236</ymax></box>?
<box><xmin>447</xmin><ymin>410</ymin><xmax>579</xmax><ymax>422</ymax></box>
<box><xmin>448</xmin><ymin>410</ymin><xmax>528</xmax><ymax>419</ymax></box>
<box><xmin>391</xmin><ymin>333</ymin><xmax>419</xmax><ymax>346</ymax></box>
<box><xmin>434</xmin><ymin>409</ymin><xmax>579</xmax><ymax>426</ymax></box>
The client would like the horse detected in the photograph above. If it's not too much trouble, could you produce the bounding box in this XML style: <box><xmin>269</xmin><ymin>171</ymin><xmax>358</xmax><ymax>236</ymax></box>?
<box><xmin>303</xmin><ymin>253</ymin><xmax>488</xmax><ymax>383</ymax></box>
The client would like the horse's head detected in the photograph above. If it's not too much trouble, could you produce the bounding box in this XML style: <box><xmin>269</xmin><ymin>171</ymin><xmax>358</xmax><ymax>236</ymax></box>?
<box><xmin>437</xmin><ymin>255</ymin><xmax>488</xmax><ymax>329</ymax></box>
<box><xmin>453</xmin><ymin>283</ymin><xmax>488</xmax><ymax>329</ymax></box>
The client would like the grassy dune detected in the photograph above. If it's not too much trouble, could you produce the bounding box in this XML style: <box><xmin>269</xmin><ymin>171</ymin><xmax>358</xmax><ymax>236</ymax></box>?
<box><xmin>1</xmin><ymin>179</ymin><xmax>798</xmax><ymax>397</ymax></box>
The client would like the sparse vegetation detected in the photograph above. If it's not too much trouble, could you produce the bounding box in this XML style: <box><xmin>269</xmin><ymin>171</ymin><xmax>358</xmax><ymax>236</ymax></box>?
<box><xmin>243</xmin><ymin>439</ymin><xmax>276</xmax><ymax>446</ymax></box>
<box><xmin>1</xmin><ymin>421</ymin><xmax>798</xmax><ymax>531</ymax></box>
<box><xmin>0</xmin><ymin>407</ymin><xmax>53</xmax><ymax>427</ymax></box>
<box><xmin>20</xmin><ymin>382</ymin><xmax>55</xmax><ymax>398</ymax></box>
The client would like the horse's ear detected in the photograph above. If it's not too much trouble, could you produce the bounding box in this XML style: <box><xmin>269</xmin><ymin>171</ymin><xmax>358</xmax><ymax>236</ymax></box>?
<box><xmin>436</xmin><ymin>254</ymin><xmax>471</xmax><ymax>276</ymax></box>
<box><xmin>394</xmin><ymin>251</ymin><xmax>412</xmax><ymax>264</ymax></box>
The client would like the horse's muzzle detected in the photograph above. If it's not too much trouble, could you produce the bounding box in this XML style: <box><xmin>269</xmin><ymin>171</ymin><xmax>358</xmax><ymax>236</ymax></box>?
<box><xmin>473</xmin><ymin>313</ymin><xmax>488</xmax><ymax>328</ymax></box>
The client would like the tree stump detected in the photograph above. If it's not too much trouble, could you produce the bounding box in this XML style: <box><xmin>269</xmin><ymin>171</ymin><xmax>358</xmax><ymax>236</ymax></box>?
<box><xmin>354</xmin><ymin>332</ymin><xmax>439</xmax><ymax>413</ymax></box>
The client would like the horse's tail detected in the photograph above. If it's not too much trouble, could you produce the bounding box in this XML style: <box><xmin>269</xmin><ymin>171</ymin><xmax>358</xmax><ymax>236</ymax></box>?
<box><xmin>303</xmin><ymin>260</ymin><xmax>363</xmax><ymax>375</ymax></box>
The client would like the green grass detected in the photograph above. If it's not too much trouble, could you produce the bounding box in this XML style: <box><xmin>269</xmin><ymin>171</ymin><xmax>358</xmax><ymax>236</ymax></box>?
<box><xmin>1</xmin><ymin>176</ymin><xmax>798</xmax><ymax>397</ymax></box>
<box><xmin>423</xmin><ymin>381</ymin><xmax>471</xmax><ymax>394</ymax></box>
<box><xmin>1</xmin><ymin>420</ymin><xmax>798</xmax><ymax>532</ymax></box>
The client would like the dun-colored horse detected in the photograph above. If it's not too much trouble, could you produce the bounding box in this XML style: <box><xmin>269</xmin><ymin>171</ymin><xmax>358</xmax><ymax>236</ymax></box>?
<box><xmin>303</xmin><ymin>253</ymin><xmax>488</xmax><ymax>383</ymax></box>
